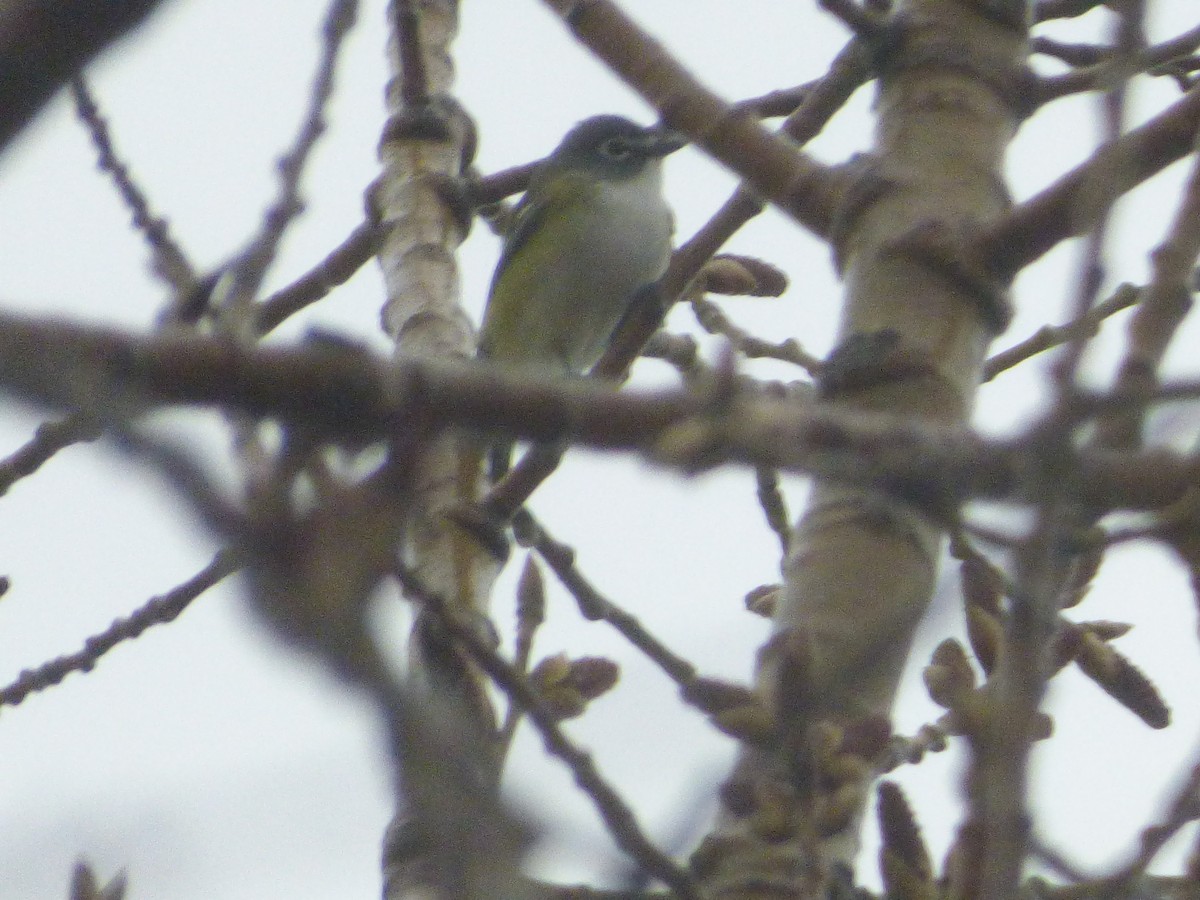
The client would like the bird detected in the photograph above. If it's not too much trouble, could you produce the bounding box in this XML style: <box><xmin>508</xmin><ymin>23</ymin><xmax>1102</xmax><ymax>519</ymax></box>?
<box><xmin>477</xmin><ymin>114</ymin><xmax>683</xmax><ymax>479</ymax></box>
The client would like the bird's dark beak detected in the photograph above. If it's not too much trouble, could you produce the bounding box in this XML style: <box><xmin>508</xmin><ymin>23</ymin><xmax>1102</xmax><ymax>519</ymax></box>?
<box><xmin>640</xmin><ymin>127</ymin><xmax>687</xmax><ymax>158</ymax></box>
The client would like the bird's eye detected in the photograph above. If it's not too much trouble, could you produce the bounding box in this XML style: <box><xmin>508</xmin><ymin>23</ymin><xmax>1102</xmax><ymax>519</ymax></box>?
<box><xmin>599</xmin><ymin>137</ymin><xmax>633</xmax><ymax>160</ymax></box>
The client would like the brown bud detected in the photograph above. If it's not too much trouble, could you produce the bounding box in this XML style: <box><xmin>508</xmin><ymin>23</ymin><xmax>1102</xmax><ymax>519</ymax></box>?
<box><xmin>683</xmin><ymin>676</ymin><xmax>760</xmax><ymax>713</ymax></box>
<box><xmin>529</xmin><ymin>653</ymin><xmax>619</xmax><ymax>720</ymax></box>
<box><xmin>964</xmin><ymin>602</ymin><xmax>1003</xmax><ymax>674</ymax></box>
<box><xmin>959</xmin><ymin>553</ymin><xmax>1004</xmax><ymax>615</ymax></box>
<box><xmin>1076</xmin><ymin>632</ymin><xmax>1170</xmax><ymax>729</ymax></box>
<box><xmin>923</xmin><ymin>640</ymin><xmax>976</xmax><ymax>708</ymax></box>
<box><xmin>713</xmin><ymin>703</ymin><xmax>779</xmax><ymax>743</ymax></box>
<box><xmin>878</xmin><ymin>787</ymin><xmax>931</xmax><ymax>883</ymax></box>
<box><xmin>516</xmin><ymin>556</ymin><xmax>545</xmax><ymax>631</ymax></box>
<box><xmin>700</xmin><ymin>254</ymin><xmax>788</xmax><ymax>297</ymax></box>
<box><xmin>744</xmin><ymin>583</ymin><xmax>780</xmax><ymax>618</ymax></box>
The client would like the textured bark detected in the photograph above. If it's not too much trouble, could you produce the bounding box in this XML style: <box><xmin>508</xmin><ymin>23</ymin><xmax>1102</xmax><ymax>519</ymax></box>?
<box><xmin>698</xmin><ymin>1</ymin><xmax>1028</xmax><ymax>893</ymax></box>
<box><xmin>374</xmin><ymin>2</ymin><xmax>516</xmax><ymax>897</ymax></box>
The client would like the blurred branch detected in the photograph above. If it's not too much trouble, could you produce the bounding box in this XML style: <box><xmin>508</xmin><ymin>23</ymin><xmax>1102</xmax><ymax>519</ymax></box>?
<box><xmin>1036</xmin><ymin>23</ymin><xmax>1200</xmax><ymax>103</ymax></box>
<box><xmin>1103</xmin><ymin>761</ymin><xmax>1200</xmax><ymax>893</ymax></box>
<box><xmin>0</xmin><ymin>314</ymin><xmax>1198</xmax><ymax>514</ymax></box>
<box><xmin>0</xmin><ymin>0</ymin><xmax>171</xmax><ymax>152</ymax></box>
<box><xmin>1047</xmin><ymin>2</ymin><xmax>1142</xmax><ymax>391</ymax></box>
<box><xmin>397</xmin><ymin>565</ymin><xmax>699</xmax><ymax>899</ymax></box>
<box><xmin>1097</xmin><ymin>122</ymin><xmax>1200</xmax><ymax>448</ymax></box>
<box><xmin>0</xmin><ymin>413</ymin><xmax>100</xmax><ymax>496</ymax></box>
<box><xmin>1033</xmin><ymin>0</ymin><xmax>1105</xmax><ymax>21</ymax></box>
<box><xmin>0</xmin><ymin>549</ymin><xmax>240</xmax><ymax>709</ymax></box>
<box><xmin>980</xmin><ymin>84</ymin><xmax>1200</xmax><ymax>279</ymax></box>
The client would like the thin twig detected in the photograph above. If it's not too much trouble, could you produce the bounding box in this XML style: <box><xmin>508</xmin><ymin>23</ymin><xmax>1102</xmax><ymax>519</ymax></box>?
<box><xmin>70</xmin><ymin>77</ymin><xmax>196</xmax><ymax>295</ymax></box>
<box><xmin>526</xmin><ymin>517</ymin><xmax>697</xmax><ymax>686</ymax></box>
<box><xmin>0</xmin><ymin>0</ymin><xmax>170</xmax><ymax>151</ymax></box>
<box><xmin>1036</xmin><ymin>23</ymin><xmax>1200</xmax><ymax>104</ymax></box>
<box><xmin>980</xmin><ymin>82</ymin><xmax>1200</xmax><ymax>279</ymax></box>
<box><xmin>1032</xmin><ymin>36</ymin><xmax>1111</xmax><ymax>68</ymax></box>
<box><xmin>877</xmin><ymin>721</ymin><xmax>950</xmax><ymax>774</ymax></box>
<box><xmin>982</xmin><ymin>283</ymin><xmax>1141</xmax><ymax>382</ymax></box>
<box><xmin>1104</xmin><ymin>762</ymin><xmax>1200</xmax><ymax>894</ymax></box>
<box><xmin>0</xmin><ymin>413</ymin><xmax>101</xmax><ymax>497</ymax></box>
<box><xmin>0</xmin><ymin>549</ymin><xmax>240</xmax><ymax>708</ymax></box>
<box><xmin>1097</xmin><ymin>113</ymin><xmax>1200</xmax><ymax>448</ymax></box>
<box><xmin>397</xmin><ymin>565</ymin><xmax>699</xmax><ymax>899</ymax></box>
<box><xmin>255</xmin><ymin>219</ymin><xmax>384</xmax><ymax>334</ymax></box>
<box><xmin>1050</xmin><ymin>6</ymin><xmax>1141</xmax><ymax>391</ymax></box>
<box><xmin>222</xmin><ymin>0</ymin><xmax>361</xmax><ymax>316</ymax></box>
<box><xmin>689</xmin><ymin>296</ymin><xmax>822</xmax><ymax>374</ymax></box>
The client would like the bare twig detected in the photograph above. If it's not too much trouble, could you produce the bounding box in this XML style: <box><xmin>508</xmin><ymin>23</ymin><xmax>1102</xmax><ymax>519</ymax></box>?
<box><xmin>255</xmin><ymin>219</ymin><xmax>384</xmax><ymax>334</ymax></box>
<box><xmin>1036</xmin><ymin>23</ymin><xmax>1200</xmax><ymax>104</ymax></box>
<box><xmin>70</xmin><ymin>77</ymin><xmax>196</xmax><ymax>294</ymax></box>
<box><xmin>397</xmin><ymin>565</ymin><xmax>699</xmax><ymax>899</ymax></box>
<box><xmin>0</xmin><ymin>413</ymin><xmax>100</xmax><ymax>497</ymax></box>
<box><xmin>525</xmin><ymin>516</ymin><xmax>697</xmax><ymax>685</ymax></box>
<box><xmin>982</xmin><ymin>283</ymin><xmax>1141</xmax><ymax>382</ymax></box>
<box><xmin>1032</xmin><ymin>36</ymin><xmax>1111</xmax><ymax>68</ymax></box>
<box><xmin>1050</xmin><ymin>5</ymin><xmax>1142</xmax><ymax>392</ymax></box>
<box><xmin>223</xmin><ymin>0</ymin><xmax>361</xmax><ymax>316</ymax></box>
<box><xmin>0</xmin><ymin>0</ymin><xmax>170</xmax><ymax>151</ymax></box>
<box><xmin>689</xmin><ymin>296</ymin><xmax>822</xmax><ymax>374</ymax></box>
<box><xmin>0</xmin><ymin>549</ymin><xmax>240</xmax><ymax>708</ymax></box>
<box><xmin>1105</xmin><ymin>762</ymin><xmax>1200</xmax><ymax>892</ymax></box>
<box><xmin>1097</xmin><ymin>121</ymin><xmax>1200</xmax><ymax>448</ymax></box>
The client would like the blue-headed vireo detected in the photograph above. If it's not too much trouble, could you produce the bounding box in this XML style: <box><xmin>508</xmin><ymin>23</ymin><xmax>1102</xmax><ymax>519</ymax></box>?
<box><xmin>478</xmin><ymin>114</ymin><xmax>683</xmax><ymax>478</ymax></box>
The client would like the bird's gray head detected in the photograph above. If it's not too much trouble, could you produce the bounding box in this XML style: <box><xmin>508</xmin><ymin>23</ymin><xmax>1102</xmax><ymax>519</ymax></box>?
<box><xmin>546</xmin><ymin>115</ymin><xmax>685</xmax><ymax>179</ymax></box>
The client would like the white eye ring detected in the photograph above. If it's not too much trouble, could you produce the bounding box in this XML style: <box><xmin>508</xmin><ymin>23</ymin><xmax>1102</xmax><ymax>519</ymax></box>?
<box><xmin>599</xmin><ymin>137</ymin><xmax>633</xmax><ymax>160</ymax></box>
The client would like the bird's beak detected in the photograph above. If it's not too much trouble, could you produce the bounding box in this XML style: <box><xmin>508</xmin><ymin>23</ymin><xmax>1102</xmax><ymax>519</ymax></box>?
<box><xmin>640</xmin><ymin>127</ymin><xmax>687</xmax><ymax>158</ymax></box>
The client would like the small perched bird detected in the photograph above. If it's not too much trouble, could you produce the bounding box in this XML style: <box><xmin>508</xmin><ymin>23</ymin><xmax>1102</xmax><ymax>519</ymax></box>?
<box><xmin>478</xmin><ymin>114</ymin><xmax>683</xmax><ymax>478</ymax></box>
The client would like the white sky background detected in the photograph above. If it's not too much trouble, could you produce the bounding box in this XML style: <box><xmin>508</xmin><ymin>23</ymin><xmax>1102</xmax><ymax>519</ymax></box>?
<box><xmin>1</xmin><ymin>1</ymin><xmax>1200</xmax><ymax>898</ymax></box>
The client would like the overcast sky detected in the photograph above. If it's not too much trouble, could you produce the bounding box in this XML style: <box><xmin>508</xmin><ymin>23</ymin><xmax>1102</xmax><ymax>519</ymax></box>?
<box><xmin>2</xmin><ymin>2</ymin><xmax>1200</xmax><ymax>899</ymax></box>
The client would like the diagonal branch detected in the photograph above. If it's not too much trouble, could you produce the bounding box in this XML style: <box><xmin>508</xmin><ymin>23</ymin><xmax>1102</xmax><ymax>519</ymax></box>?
<box><xmin>0</xmin><ymin>0</ymin><xmax>172</xmax><ymax>152</ymax></box>
<box><xmin>980</xmin><ymin>86</ymin><xmax>1200</xmax><ymax>279</ymax></box>
<box><xmin>0</xmin><ymin>549</ymin><xmax>240</xmax><ymax>708</ymax></box>
<box><xmin>539</xmin><ymin>0</ymin><xmax>851</xmax><ymax>240</ymax></box>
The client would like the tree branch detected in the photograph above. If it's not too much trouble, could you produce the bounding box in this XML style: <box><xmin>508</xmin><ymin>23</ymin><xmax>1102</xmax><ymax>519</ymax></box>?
<box><xmin>0</xmin><ymin>313</ymin><xmax>1192</xmax><ymax>515</ymax></box>
<box><xmin>0</xmin><ymin>0</ymin><xmax>172</xmax><ymax>152</ymax></box>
